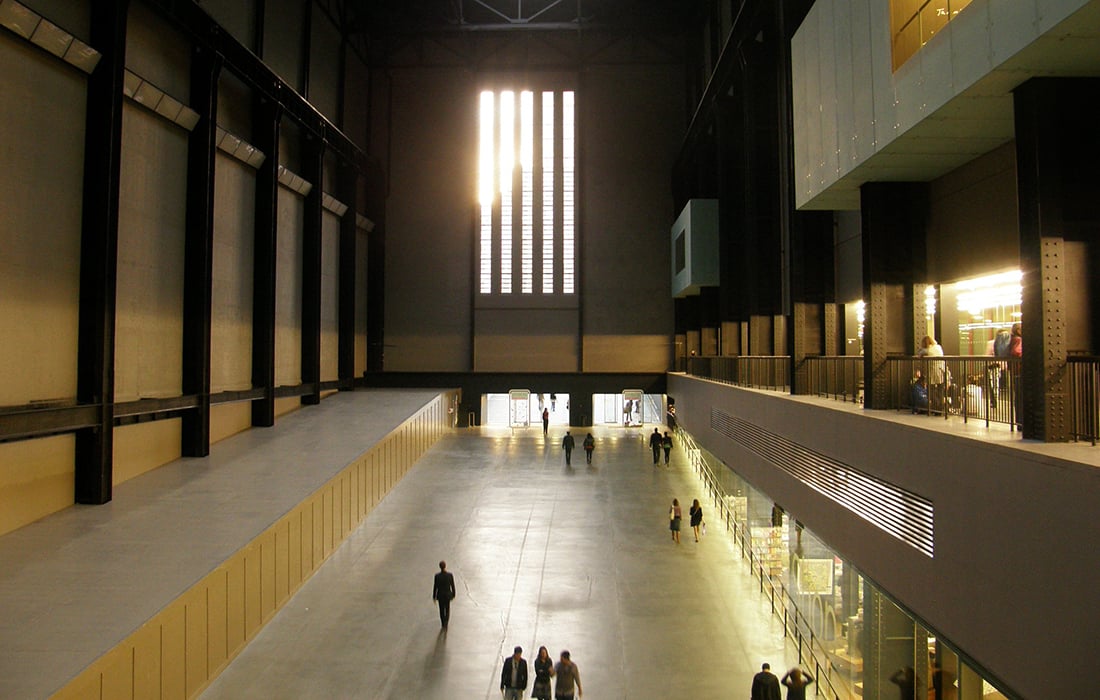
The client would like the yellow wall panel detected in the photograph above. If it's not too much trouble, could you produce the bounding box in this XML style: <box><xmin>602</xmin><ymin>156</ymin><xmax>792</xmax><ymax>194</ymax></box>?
<box><xmin>160</xmin><ymin>606</ymin><xmax>186</xmax><ymax>700</ymax></box>
<box><xmin>0</xmin><ymin>435</ymin><xmax>74</xmax><ymax>536</ymax></box>
<box><xmin>52</xmin><ymin>668</ymin><xmax>100</xmax><ymax>700</ymax></box>
<box><xmin>312</xmin><ymin>496</ymin><xmax>324</xmax><ymax>569</ymax></box>
<box><xmin>322</xmin><ymin>489</ymin><xmax>333</xmax><ymax>559</ymax></box>
<box><xmin>243</xmin><ymin>544</ymin><xmax>261</xmax><ymax>639</ymax></box>
<box><xmin>259</xmin><ymin>531</ymin><xmax>275</xmax><ymax>622</ymax></box>
<box><xmin>101</xmin><ymin>648</ymin><xmax>134</xmax><ymax>700</ymax></box>
<box><xmin>132</xmin><ymin>621</ymin><xmax>162</xmax><ymax>700</ymax></box>
<box><xmin>225</xmin><ymin>558</ymin><xmax>245</xmax><ymax>656</ymax></box>
<box><xmin>101</xmin><ymin>647</ymin><xmax>134</xmax><ymax>700</ymax></box>
<box><xmin>274</xmin><ymin>519</ymin><xmax>290</xmax><ymax>605</ymax></box>
<box><xmin>113</xmin><ymin>419</ymin><xmax>182</xmax><ymax>486</ymax></box>
<box><xmin>206</xmin><ymin>570</ymin><xmax>228</xmax><ymax>676</ymax></box>
<box><xmin>288</xmin><ymin>509</ymin><xmax>302</xmax><ymax>591</ymax></box>
<box><xmin>343</xmin><ymin>474</ymin><xmax>352</xmax><ymax>536</ymax></box>
<box><xmin>274</xmin><ymin>397</ymin><xmax>300</xmax><ymax>418</ymax></box>
<box><xmin>183</xmin><ymin>589</ymin><xmax>208</xmax><ymax>697</ymax></box>
<box><xmin>209</xmin><ymin>403</ymin><xmax>252</xmax><ymax>445</ymax></box>
<box><xmin>299</xmin><ymin>504</ymin><xmax>314</xmax><ymax>579</ymax></box>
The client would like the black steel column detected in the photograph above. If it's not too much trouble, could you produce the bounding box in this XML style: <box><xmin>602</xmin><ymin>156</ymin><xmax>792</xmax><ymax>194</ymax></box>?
<box><xmin>181</xmin><ymin>45</ymin><xmax>222</xmax><ymax>457</ymax></box>
<box><xmin>1012</xmin><ymin>78</ymin><xmax>1100</xmax><ymax>441</ymax></box>
<box><xmin>75</xmin><ymin>0</ymin><xmax>129</xmax><ymax>504</ymax></box>
<box><xmin>366</xmin><ymin>161</ymin><xmax>386</xmax><ymax>372</ymax></box>
<box><xmin>301</xmin><ymin>135</ymin><xmax>324</xmax><ymax>405</ymax></box>
<box><xmin>252</xmin><ymin>97</ymin><xmax>281</xmax><ymax>426</ymax></box>
<box><xmin>860</xmin><ymin>182</ymin><xmax>928</xmax><ymax>409</ymax></box>
<box><xmin>337</xmin><ymin>159</ymin><xmax>358</xmax><ymax>387</ymax></box>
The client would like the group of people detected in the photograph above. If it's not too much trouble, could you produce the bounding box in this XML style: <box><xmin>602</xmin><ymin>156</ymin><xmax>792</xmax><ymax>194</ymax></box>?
<box><xmin>912</xmin><ymin>325</ymin><xmax>1022</xmax><ymax>422</ymax></box>
<box><xmin>669</xmin><ymin>497</ymin><xmax>705</xmax><ymax>544</ymax></box>
<box><xmin>648</xmin><ymin>428</ymin><xmax>674</xmax><ymax>465</ymax></box>
<box><xmin>500</xmin><ymin>646</ymin><xmax>582</xmax><ymax>700</ymax></box>
<box><xmin>560</xmin><ymin>431</ymin><xmax>596</xmax><ymax>465</ymax></box>
<box><xmin>751</xmin><ymin>662</ymin><xmax>815</xmax><ymax>700</ymax></box>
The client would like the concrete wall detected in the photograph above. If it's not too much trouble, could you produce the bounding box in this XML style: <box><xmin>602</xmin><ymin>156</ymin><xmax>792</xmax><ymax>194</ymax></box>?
<box><xmin>669</xmin><ymin>374</ymin><xmax>1100</xmax><ymax>700</ymax></box>
<box><xmin>791</xmin><ymin>0</ymin><xmax>1092</xmax><ymax>208</ymax></box>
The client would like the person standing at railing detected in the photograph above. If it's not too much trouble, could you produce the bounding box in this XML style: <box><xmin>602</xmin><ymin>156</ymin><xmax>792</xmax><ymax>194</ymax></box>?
<box><xmin>918</xmin><ymin>335</ymin><xmax>948</xmax><ymax>413</ymax></box>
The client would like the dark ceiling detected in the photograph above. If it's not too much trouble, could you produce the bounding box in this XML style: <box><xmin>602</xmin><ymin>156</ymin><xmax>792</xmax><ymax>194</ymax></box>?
<box><xmin>346</xmin><ymin>0</ymin><xmax>703</xmax><ymax>37</ymax></box>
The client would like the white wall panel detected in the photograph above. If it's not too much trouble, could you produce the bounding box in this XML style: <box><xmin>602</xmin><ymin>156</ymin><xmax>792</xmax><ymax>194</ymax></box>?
<box><xmin>850</xmin><ymin>0</ymin><xmax>876</xmax><ymax>166</ymax></box>
<box><xmin>790</xmin><ymin>27</ymin><xmax>813</xmax><ymax>203</ymax></box>
<box><xmin>817</xmin><ymin>7</ymin><xmax>839</xmax><ymax>187</ymax></box>
<box><xmin>989</xmin><ymin>0</ymin><xmax>1040</xmax><ymax>66</ymax></box>
<box><xmin>115</xmin><ymin>105</ymin><xmax>187</xmax><ymax>401</ymax></box>
<box><xmin>950</xmin><ymin>1</ymin><xmax>995</xmax><ymax>94</ymax></box>
<box><xmin>868</xmin><ymin>0</ymin><xmax>897</xmax><ymax>163</ymax></box>
<box><xmin>275</xmin><ymin>187</ymin><xmax>304</xmax><ymax>386</ymax></box>
<box><xmin>1037</xmin><ymin>0</ymin><xmax>1091</xmax><ymax>32</ymax></box>
<box><xmin>920</xmin><ymin>29</ymin><xmax>956</xmax><ymax>119</ymax></box>
<box><xmin>320</xmin><ymin>211</ymin><xmax>340</xmax><ymax>383</ymax></box>
<box><xmin>211</xmin><ymin>153</ymin><xmax>255</xmax><ymax>393</ymax></box>
<box><xmin>0</xmin><ymin>39</ymin><xmax>84</xmax><ymax>405</ymax></box>
<box><xmin>832</xmin><ymin>1</ymin><xmax>856</xmax><ymax>177</ymax></box>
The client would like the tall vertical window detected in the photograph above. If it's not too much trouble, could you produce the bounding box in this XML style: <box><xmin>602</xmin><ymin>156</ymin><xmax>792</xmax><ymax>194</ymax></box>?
<box><xmin>542</xmin><ymin>92</ymin><xmax>555</xmax><ymax>293</ymax></box>
<box><xmin>479</xmin><ymin>88</ymin><xmax>576</xmax><ymax>295</ymax></box>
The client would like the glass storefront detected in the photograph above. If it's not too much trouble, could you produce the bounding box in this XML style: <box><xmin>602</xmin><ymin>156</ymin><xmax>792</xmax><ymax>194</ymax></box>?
<box><xmin>682</xmin><ymin>434</ymin><xmax>1012</xmax><ymax>699</ymax></box>
<box><xmin>941</xmin><ymin>270</ymin><xmax>1022</xmax><ymax>356</ymax></box>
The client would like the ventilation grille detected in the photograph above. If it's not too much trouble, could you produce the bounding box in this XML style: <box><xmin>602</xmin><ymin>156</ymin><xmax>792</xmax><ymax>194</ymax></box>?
<box><xmin>711</xmin><ymin>409</ymin><xmax>934</xmax><ymax>557</ymax></box>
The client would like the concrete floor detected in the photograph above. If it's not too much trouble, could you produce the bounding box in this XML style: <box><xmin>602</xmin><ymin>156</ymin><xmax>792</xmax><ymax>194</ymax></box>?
<box><xmin>200</xmin><ymin>425</ymin><xmax>803</xmax><ymax>700</ymax></box>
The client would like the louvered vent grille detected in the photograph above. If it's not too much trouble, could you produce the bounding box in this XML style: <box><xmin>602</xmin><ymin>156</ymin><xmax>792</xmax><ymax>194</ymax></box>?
<box><xmin>711</xmin><ymin>409</ymin><xmax>934</xmax><ymax>557</ymax></box>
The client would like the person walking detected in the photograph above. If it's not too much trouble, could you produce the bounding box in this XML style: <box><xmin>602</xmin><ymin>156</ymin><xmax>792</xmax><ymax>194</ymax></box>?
<box><xmin>582</xmin><ymin>432</ymin><xmax>595</xmax><ymax>464</ymax></box>
<box><xmin>542</xmin><ymin>407</ymin><xmax>550</xmax><ymax>436</ymax></box>
<box><xmin>553</xmin><ymin>650</ymin><xmax>582</xmax><ymax>700</ymax></box>
<box><xmin>661</xmin><ymin>431</ymin><xmax>673</xmax><ymax>465</ymax></box>
<box><xmin>431</xmin><ymin>560</ymin><xmax>456</xmax><ymax>629</ymax></box>
<box><xmin>561</xmin><ymin>431</ymin><xmax>575</xmax><ymax>466</ymax></box>
<box><xmin>751</xmin><ymin>662</ymin><xmax>782</xmax><ymax>700</ymax></box>
<box><xmin>689</xmin><ymin>498</ymin><xmax>703</xmax><ymax>542</ymax></box>
<box><xmin>500</xmin><ymin>646</ymin><xmax>528</xmax><ymax>700</ymax></box>
<box><xmin>669</xmin><ymin>498</ymin><xmax>682</xmax><ymax>544</ymax></box>
<box><xmin>780</xmin><ymin>667</ymin><xmax>815</xmax><ymax>700</ymax></box>
<box><xmin>649</xmin><ymin>428</ymin><xmax>662</xmax><ymax>465</ymax></box>
<box><xmin>531</xmin><ymin>646</ymin><xmax>553</xmax><ymax>700</ymax></box>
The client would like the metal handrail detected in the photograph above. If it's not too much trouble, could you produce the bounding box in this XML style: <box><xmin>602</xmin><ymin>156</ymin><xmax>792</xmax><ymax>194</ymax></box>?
<box><xmin>1068</xmin><ymin>356</ymin><xmax>1100</xmax><ymax>445</ymax></box>
<box><xmin>801</xmin><ymin>356</ymin><xmax>863</xmax><ymax>403</ymax></box>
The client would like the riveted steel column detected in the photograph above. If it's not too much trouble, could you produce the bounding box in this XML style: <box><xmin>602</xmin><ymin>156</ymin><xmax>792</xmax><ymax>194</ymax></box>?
<box><xmin>301</xmin><ymin>135</ymin><xmax>325</xmax><ymax>405</ymax></box>
<box><xmin>860</xmin><ymin>182</ymin><xmax>927</xmax><ymax>409</ymax></box>
<box><xmin>181</xmin><ymin>45</ymin><xmax>222</xmax><ymax>457</ymax></box>
<box><xmin>252</xmin><ymin>97</ymin><xmax>281</xmax><ymax>427</ymax></box>
<box><xmin>75</xmin><ymin>0</ymin><xmax>129</xmax><ymax>504</ymax></box>
<box><xmin>1014</xmin><ymin>78</ymin><xmax>1083</xmax><ymax>441</ymax></box>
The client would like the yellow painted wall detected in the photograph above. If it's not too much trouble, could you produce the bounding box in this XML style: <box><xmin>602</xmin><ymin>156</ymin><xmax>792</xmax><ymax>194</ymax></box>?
<box><xmin>0</xmin><ymin>435</ymin><xmax>75</xmax><ymax>536</ymax></box>
<box><xmin>51</xmin><ymin>391</ymin><xmax>456</xmax><ymax>700</ymax></box>
<box><xmin>210</xmin><ymin>402</ymin><xmax>253</xmax><ymax>445</ymax></box>
<box><xmin>113</xmin><ymin>419</ymin><xmax>183</xmax><ymax>486</ymax></box>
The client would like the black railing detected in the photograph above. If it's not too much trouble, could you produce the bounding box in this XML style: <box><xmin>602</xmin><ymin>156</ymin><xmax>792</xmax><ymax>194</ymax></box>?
<box><xmin>802</xmin><ymin>356</ymin><xmax>863</xmax><ymax>403</ymax></box>
<box><xmin>682</xmin><ymin>355</ymin><xmax>790</xmax><ymax>392</ymax></box>
<box><xmin>1068</xmin><ymin>356</ymin><xmax>1100</xmax><ymax>445</ymax></box>
<box><xmin>884</xmin><ymin>356</ymin><xmax>1022</xmax><ymax>429</ymax></box>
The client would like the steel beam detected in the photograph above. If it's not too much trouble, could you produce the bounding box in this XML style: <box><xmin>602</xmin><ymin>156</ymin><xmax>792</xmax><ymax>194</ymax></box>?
<box><xmin>301</xmin><ymin>135</ymin><xmax>325</xmax><ymax>406</ymax></box>
<box><xmin>75</xmin><ymin>0</ymin><xmax>129</xmax><ymax>504</ymax></box>
<box><xmin>252</xmin><ymin>98</ymin><xmax>281</xmax><ymax>427</ymax></box>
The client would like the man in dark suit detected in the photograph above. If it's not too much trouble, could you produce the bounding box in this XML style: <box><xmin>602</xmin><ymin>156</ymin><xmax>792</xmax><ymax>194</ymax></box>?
<box><xmin>432</xmin><ymin>560</ymin><xmax>456</xmax><ymax>628</ymax></box>
<box><xmin>500</xmin><ymin>646</ymin><xmax>528</xmax><ymax>700</ymax></box>
<box><xmin>751</xmin><ymin>662</ymin><xmax>781</xmax><ymax>700</ymax></box>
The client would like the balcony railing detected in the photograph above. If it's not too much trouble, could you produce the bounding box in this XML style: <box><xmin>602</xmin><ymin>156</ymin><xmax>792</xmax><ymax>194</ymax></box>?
<box><xmin>883</xmin><ymin>356</ymin><xmax>1021</xmax><ymax>429</ymax></box>
<box><xmin>681</xmin><ymin>355</ymin><xmax>790</xmax><ymax>392</ymax></box>
<box><xmin>803</xmin><ymin>356</ymin><xmax>863</xmax><ymax>403</ymax></box>
<box><xmin>1068</xmin><ymin>356</ymin><xmax>1100</xmax><ymax>445</ymax></box>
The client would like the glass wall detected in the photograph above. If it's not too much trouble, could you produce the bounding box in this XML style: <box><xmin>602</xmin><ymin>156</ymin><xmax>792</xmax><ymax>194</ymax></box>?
<box><xmin>682</xmin><ymin>433</ymin><xmax>1013</xmax><ymax>699</ymax></box>
<box><xmin>940</xmin><ymin>270</ymin><xmax>1021</xmax><ymax>356</ymax></box>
